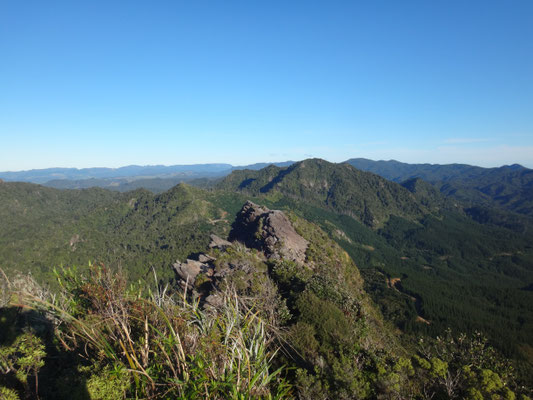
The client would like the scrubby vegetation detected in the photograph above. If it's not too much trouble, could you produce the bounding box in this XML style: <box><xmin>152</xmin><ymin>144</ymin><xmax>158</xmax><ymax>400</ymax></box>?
<box><xmin>217</xmin><ymin>161</ymin><xmax>533</xmax><ymax>374</ymax></box>
<box><xmin>1</xmin><ymin>262</ymin><xmax>531</xmax><ymax>399</ymax></box>
<box><xmin>1</xmin><ymin>266</ymin><xmax>291</xmax><ymax>399</ymax></box>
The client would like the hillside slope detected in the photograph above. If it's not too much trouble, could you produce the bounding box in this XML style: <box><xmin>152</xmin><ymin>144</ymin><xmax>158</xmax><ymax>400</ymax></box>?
<box><xmin>346</xmin><ymin>158</ymin><xmax>533</xmax><ymax>217</ymax></box>
<box><xmin>218</xmin><ymin>158</ymin><xmax>427</xmax><ymax>228</ymax></box>
<box><xmin>216</xmin><ymin>161</ymin><xmax>533</xmax><ymax>371</ymax></box>
<box><xmin>0</xmin><ymin>181</ymin><xmax>238</xmax><ymax>283</ymax></box>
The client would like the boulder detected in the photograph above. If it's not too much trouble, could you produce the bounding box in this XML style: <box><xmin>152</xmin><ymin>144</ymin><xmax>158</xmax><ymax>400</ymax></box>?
<box><xmin>198</xmin><ymin>254</ymin><xmax>216</xmax><ymax>263</ymax></box>
<box><xmin>209</xmin><ymin>234</ymin><xmax>232</xmax><ymax>249</ymax></box>
<box><xmin>172</xmin><ymin>259</ymin><xmax>206</xmax><ymax>284</ymax></box>
<box><xmin>204</xmin><ymin>293</ymin><xmax>223</xmax><ymax>308</ymax></box>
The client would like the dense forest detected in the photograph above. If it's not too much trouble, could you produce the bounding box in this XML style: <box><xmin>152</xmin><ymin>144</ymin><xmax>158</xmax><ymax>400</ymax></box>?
<box><xmin>1</xmin><ymin>159</ymin><xmax>532</xmax><ymax>399</ymax></box>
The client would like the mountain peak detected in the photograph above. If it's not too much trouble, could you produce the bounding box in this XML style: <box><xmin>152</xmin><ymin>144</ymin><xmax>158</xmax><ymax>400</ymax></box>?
<box><xmin>219</xmin><ymin>159</ymin><xmax>426</xmax><ymax>227</ymax></box>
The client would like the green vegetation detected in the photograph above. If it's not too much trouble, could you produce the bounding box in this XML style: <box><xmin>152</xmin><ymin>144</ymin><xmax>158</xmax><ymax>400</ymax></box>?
<box><xmin>347</xmin><ymin>158</ymin><xmax>533</xmax><ymax>219</ymax></box>
<box><xmin>0</xmin><ymin>182</ymin><xmax>239</xmax><ymax>285</ymax></box>
<box><xmin>2</xmin><ymin>220</ymin><xmax>531</xmax><ymax>398</ymax></box>
<box><xmin>2</xmin><ymin>158</ymin><xmax>533</xmax><ymax>397</ymax></box>
<box><xmin>44</xmin><ymin>176</ymin><xmax>220</xmax><ymax>193</ymax></box>
<box><xmin>1</xmin><ymin>267</ymin><xmax>291</xmax><ymax>399</ymax></box>
<box><xmin>217</xmin><ymin>159</ymin><xmax>533</xmax><ymax>378</ymax></box>
<box><xmin>217</xmin><ymin>159</ymin><xmax>426</xmax><ymax>228</ymax></box>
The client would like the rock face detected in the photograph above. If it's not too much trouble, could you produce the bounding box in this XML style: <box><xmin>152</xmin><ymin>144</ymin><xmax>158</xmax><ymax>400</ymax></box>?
<box><xmin>172</xmin><ymin>201</ymin><xmax>309</xmax><ymax>298</ymax></box>
<box><xmin>229</xmin><ymin>201</ymin><xmax>309</xmax><ymax>264</ymax></box>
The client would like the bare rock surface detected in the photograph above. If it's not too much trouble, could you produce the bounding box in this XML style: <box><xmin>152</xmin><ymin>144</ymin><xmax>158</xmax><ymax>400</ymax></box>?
<box><xmin>198</xmin><ymin>254</ymin><xmax>216</xmax><ymax>263</ymax></box>
<box><xmin>204</xmin><ymin>293</ymin><xmax>223</xmax><ymax>308</ymax></box>
<box><xmin>172</xmin><ymin>201</ymin><xmax>309</xmax><ymax>307</ymax></box>
<box><xmin>209</xmin><ymin>234</ymin><xmax>232</xmax><ymax>249</ymax></box>
<box><xmin>172</xmin><ymin>259</ymin><xmax>206</xmax><ymax>284</ymax></box>
<box><xmin>229</xmin><ymin>201</ymin><xmax>309</xmax><ymax>264</ymax></box>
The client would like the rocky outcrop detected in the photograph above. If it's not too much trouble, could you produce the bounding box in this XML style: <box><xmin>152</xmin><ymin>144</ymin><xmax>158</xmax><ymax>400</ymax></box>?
<box><xmin>171</xmin><ymin>201</ymin><xmax>309</xmax><ymax>300</ymax></box>
<box><xmin>198</xmin><ymin>253</ymin><xmax>216</xmax><ymax>263</ymax></box>
<box><xmin>172</xmin><ymin>234</ymin><xmax>230</xmax><ymax>289</ymax></box>
<box><xmin>229</xmin><ymin>201</ymin><xmax>309</xmax><ymax>264</ymax></box>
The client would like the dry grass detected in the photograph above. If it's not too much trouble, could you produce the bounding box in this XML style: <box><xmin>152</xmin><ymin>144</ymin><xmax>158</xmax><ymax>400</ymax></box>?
<box><xmin>3</xmin><ymin>265</ymin><xmax>292</xmax><ymax>399</ymax></box>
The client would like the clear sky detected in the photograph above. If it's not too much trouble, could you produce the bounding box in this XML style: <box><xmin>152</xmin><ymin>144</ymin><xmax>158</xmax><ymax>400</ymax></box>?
<box><xmin>1</xmin><ymin>0</ymin><xmax>532</xmax><ymax>171</ymax></box>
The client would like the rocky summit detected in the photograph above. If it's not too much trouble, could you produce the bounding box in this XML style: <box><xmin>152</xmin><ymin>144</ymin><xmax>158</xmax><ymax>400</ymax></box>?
<box><xmin>229</xmin><ymin>200</ymin><xmax>309</xmax><ymax>264</ymax></box>
<box><xmin>172</xmin><ymin>201</ymin><xmax>310</xmax><ymax>302</ymax></box>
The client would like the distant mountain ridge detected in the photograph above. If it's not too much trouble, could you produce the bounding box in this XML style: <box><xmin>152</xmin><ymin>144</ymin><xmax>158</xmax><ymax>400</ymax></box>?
<box><xmin>3</xmin><ymin>158</ymin><xmax>527</xmax><ymax>185</ymax></box>
<box><xmin>3</xmin><ymin>158</ymin><xmax>532</xmax><ymax>219</ymax></box>
<box><xmin>345</xmin><ymin>158</ymin><xmax>528</xmax><ymax>183</ymax></box>
<box><xmin>0</xmin><ymin>164</ymin><xmax>233</xmax><ymax>183</ymax></box>
<box><xmin>0</xmin><ymin>161</ymin><xmax>296</xmax><ymax>184</ymax></box>
<box><xmin>0</xmin><ymin>161</ymin><xmax>296</xmax><ymax>192</ymax></box>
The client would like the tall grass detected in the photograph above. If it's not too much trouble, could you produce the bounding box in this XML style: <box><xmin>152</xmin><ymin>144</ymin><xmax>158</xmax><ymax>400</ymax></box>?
<box><xmin>4</xmin><ymin>265</ymin><xmax>291</xmax><ymax>399</ymax></box>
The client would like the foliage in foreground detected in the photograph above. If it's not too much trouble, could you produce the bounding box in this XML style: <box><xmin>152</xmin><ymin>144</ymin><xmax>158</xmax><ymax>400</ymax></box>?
<box><xmin>0</xmin><ymin>267</ymin><xmax>290</xmax><ymax>399</ymax></box>
<box><xmin>1</xmin><ymin>262</ymin><xmax>531</xmax><ymax>399</ymax></box>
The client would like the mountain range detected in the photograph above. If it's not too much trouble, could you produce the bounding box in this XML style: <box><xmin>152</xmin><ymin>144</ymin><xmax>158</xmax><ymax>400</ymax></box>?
<box><xmin>1</xmin><ymin>157</ymin><xmax>533</xmax><ymax>398</ymax></box>
<box><xmin>0</xmin><ymin>161</ymin><xmax>296</xmax><ymax>188</ymax></box>
<box><xmin>347</xmin><ymin>158</ymin><xmax>533</xmax><ymax>218</ymax></box>
<box><xmin>3</xmin><ymin>159</ymin><xmax>532</xmax><ymax>218</ymax></box>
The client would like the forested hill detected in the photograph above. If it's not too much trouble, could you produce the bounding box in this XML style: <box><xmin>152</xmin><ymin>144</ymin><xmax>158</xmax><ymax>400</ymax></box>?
<box><xmin>346</xmin><ymin>158</ymin><xmax>533</xmax><ymax>217</ymax></box>
<box><xmin>0</xmin><ymin>181</ymin><xmax>240</xmax><ymax>284</ymax></box>
<box><xmin>0</xmin><ymin>161</ymin><xmax>296</xmax><ymax>191</ymax></box>
<box><xmin>217</xmin><ymin>159</ymin><xmax>533</xmax><ymax>369</ymax></box>
<box><xmin>5</xmin><ymin>158</ymin><xmax>531</xmax><ymax>217</ymax></box>
<box><xmin>5</xmin><ymin>199</ymin><xmax>530</xmax><ymax>398</ymax></box>
<box><xmin>346</xmin><ymin>157</ymin><xmax>527</xmax><ymax>183</ymax></box>
<box><xmin>217</xmin><ymin>158</ymin><xmax>429</xmax><ymax>228</ymax></box>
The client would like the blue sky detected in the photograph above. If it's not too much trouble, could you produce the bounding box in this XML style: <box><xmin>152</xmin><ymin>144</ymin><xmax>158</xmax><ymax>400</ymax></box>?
<box><xmin>1</xmin><ymin>0</ymin><xmax>532</xmax><ymax>170</ymax></box>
